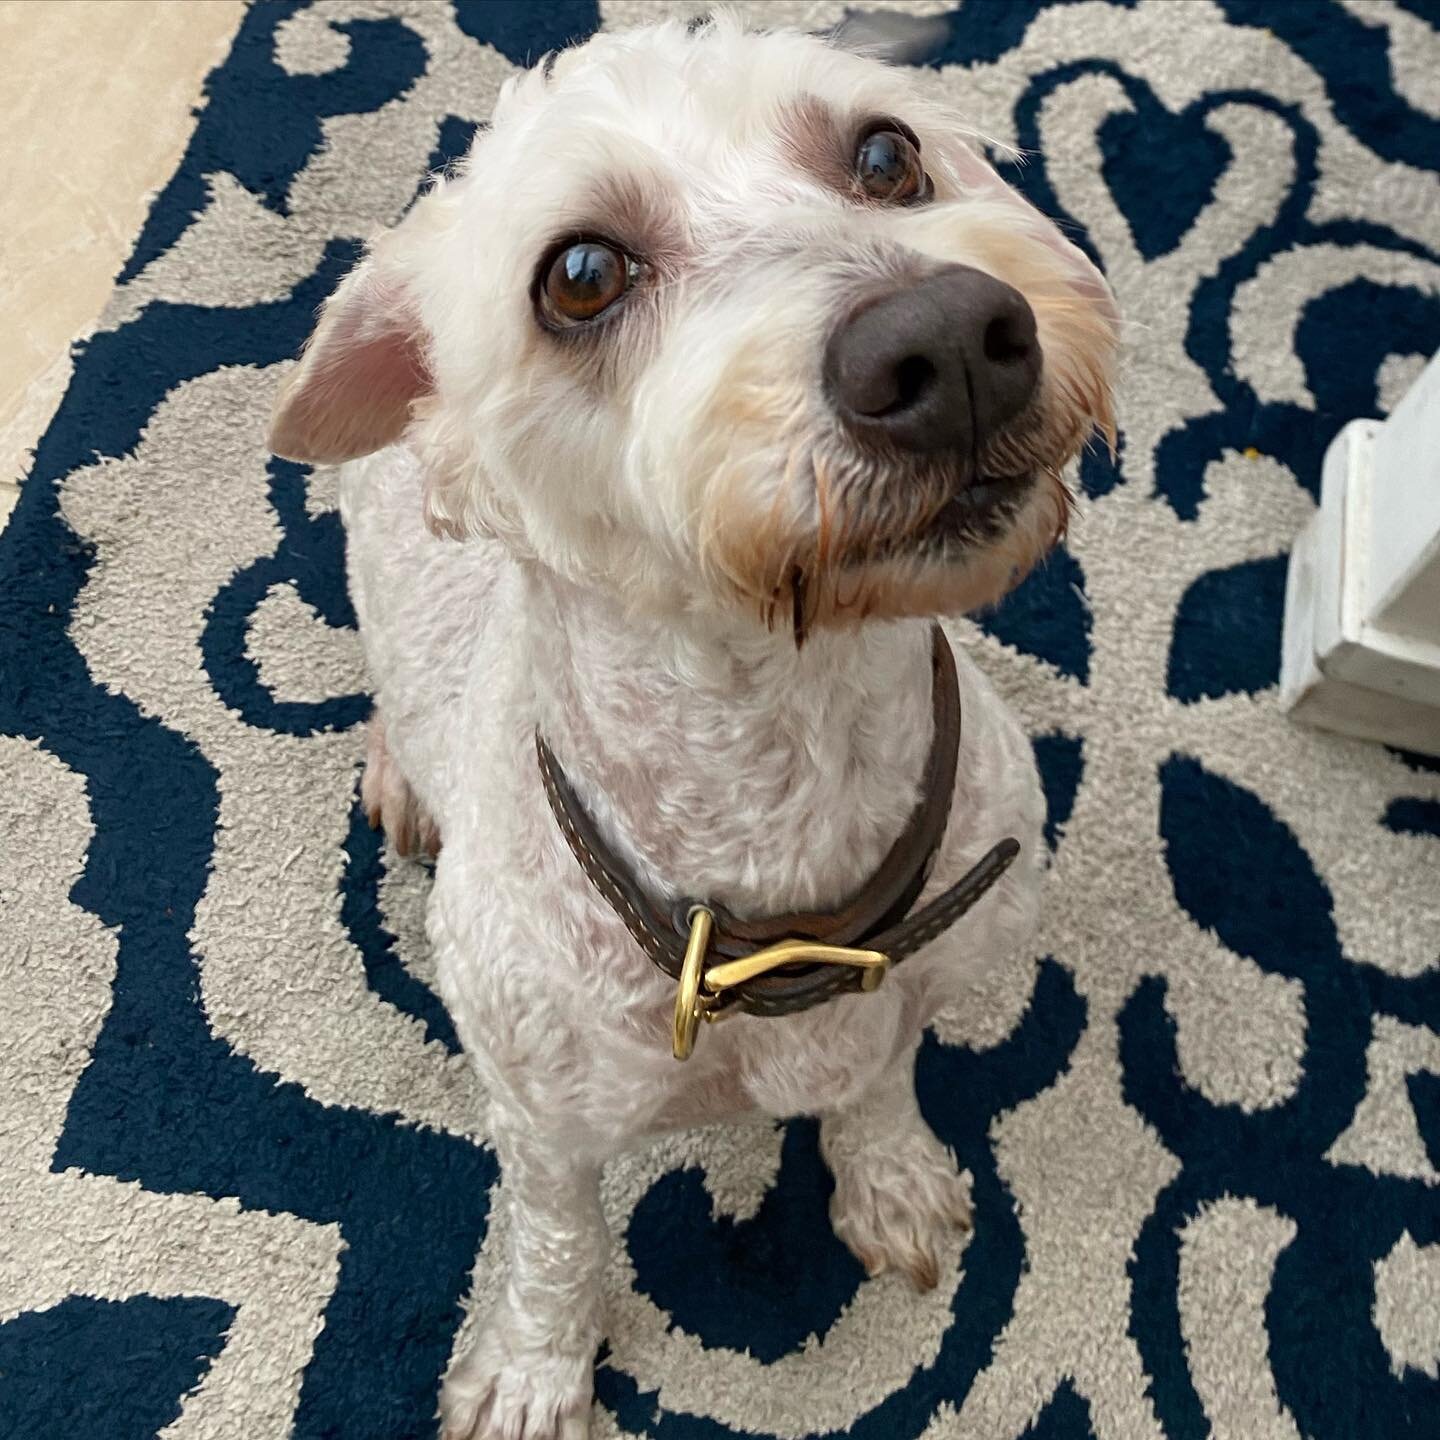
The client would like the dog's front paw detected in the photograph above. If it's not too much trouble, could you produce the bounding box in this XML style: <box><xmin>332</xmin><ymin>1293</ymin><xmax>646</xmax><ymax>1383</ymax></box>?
<box><xmin>362</xmin><ymin>713</ymin><xmax>440</xmax><ymax>858</ymax></box>
<box><xmin>826</xmin><ymin>1125</ymin><xmax>972</xmax><ymax>1291</ymax></box>
<box><xmin>440</xmin><ymin>1324</ymin><xmax>593</xmax><ymax>1440</ymax></box>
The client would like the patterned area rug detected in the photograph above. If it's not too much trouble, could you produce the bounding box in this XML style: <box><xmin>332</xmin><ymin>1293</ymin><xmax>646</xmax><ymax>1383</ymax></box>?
<box><xmin>3</xmin><ymin>2</ymin><xmax>1439</xmax><ymax>1436</ymax></box>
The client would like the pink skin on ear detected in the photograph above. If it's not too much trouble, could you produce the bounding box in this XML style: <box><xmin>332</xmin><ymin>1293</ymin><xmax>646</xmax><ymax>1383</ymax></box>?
<box><xmin>268</xmin><ymin>262</ymin><xmax>431</xmax><ymax>466</ymax></box>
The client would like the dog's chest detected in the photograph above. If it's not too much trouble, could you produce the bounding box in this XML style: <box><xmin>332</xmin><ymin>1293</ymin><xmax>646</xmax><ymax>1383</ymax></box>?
<box><xmin>430</xmin><ymin>603</ymin><xmax>1044</xmax><ymax>1129</ymax></box>
<box><xmin>540</xmin><ymin>638</ymin><xmax>940</xmax><ymax>923</ymax></box>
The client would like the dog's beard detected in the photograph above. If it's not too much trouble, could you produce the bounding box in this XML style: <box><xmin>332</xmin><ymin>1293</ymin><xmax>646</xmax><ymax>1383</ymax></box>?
<box><xmin>790</xmin><ymin>471</ymin><xmax>1072</xmax><ymax>644</ymax></box>
<box><xmin>708</xmin><ymin>425</ymin><xmax>1078</xmax><ymax>644</ymax></box>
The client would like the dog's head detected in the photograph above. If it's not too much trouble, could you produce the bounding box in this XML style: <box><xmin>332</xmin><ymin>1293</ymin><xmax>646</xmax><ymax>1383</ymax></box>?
<box><xmin>271</xmin><ymin>11</ymin><xmax>1118</xmax><ymax>640</ymax></box>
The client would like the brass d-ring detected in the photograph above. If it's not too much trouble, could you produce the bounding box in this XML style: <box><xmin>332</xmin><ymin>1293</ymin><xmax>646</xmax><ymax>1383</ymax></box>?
<box><xmin>673</xmin><ymin>906</ymin><xmax>713</xmax><ymax>1061</ymax></box>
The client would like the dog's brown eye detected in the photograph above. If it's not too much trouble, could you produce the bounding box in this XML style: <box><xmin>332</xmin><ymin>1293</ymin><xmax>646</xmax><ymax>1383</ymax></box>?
<box><xmin>542</xmin><ymin>241</ymin><xmax>632</xmax><ymax>323</ymax></box>
<box><xmin>855</xmin><ymin>127</ymin><xmax>925</xmax><ymax>203</ymax></box>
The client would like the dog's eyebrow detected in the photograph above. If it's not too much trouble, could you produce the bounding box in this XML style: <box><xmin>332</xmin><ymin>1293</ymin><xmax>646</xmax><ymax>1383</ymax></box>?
<box><xmin>777</xmin><ymin>96</ymin><xmax>851</xmax><ymax>191</ymax></box>
<box><xmin>580</xmin><ymin>170</ymin><xmax>686</xmax><ymax>265</ymax></box>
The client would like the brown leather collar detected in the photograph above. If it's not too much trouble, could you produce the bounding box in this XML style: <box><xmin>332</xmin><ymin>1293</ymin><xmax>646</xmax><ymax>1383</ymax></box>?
<box><xmin>536</xmin><ymin>624</ymin><xmax>1019</xmax><ymax>1031</ymax></box>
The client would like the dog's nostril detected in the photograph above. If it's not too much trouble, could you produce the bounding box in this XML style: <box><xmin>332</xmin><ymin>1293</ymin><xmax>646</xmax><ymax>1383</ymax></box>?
<box><xmin>888</xmin><ymin>354</ymin><xmax>936</xmax><ymax>414</ymax></box>
<box><xmin>983</xmin><ymin>314</ymin><xmax>1032</xmax><ymax>365</ymax></box>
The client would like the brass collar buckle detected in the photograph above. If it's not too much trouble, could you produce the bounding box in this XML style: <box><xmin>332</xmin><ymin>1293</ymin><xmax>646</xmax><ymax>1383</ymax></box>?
<box><xmin>672</xmin><ymin>905</ymin><xmax>890</xmax><ymax>1061</ymax></box>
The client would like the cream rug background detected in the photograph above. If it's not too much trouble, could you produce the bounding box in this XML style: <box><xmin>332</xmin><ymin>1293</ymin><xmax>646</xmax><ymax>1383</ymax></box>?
<box><xmin>1</xmin><ymin>2</ymin><xmax>1438</xmax><ymax>1437</ymax></box>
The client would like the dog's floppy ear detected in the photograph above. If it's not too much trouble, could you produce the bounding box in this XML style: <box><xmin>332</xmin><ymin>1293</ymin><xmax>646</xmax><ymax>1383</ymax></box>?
<box><xmin>268</xmin><ymin>245</ymin><xmax>431</xmax><ymax>465</ymax></box>
<box><xmin>829</xmin><ymin>11</ymin><xmax>950</xmax><ymax>65</ymax></box>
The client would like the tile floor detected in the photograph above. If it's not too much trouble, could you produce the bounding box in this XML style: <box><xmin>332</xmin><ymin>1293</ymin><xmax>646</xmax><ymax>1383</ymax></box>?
<box><xmin>0</xmin><ymin>0</ymin><xmax>245</xmax><ymax>526</ymax></box>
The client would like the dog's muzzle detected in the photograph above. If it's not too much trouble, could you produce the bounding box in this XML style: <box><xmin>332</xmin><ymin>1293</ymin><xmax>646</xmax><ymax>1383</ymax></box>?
<box><xmin>536</xmin><ymin>626</ymin><xmax>1021</xmax><ymax>1060</ymax></box>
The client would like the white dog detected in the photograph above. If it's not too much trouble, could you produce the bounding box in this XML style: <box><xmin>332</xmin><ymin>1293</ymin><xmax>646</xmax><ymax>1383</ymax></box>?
<box><xmin>270</xmin><ymin>12</ymin><xmax>1117</xmax><ymax>1438</ymax></box>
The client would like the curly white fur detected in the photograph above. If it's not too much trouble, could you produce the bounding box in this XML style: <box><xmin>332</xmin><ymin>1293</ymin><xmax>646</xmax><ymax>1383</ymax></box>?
<box><xmin>269</xmin><ymin>13</ymin><xmax>1118</xmax><ymax>1439</ymax></box>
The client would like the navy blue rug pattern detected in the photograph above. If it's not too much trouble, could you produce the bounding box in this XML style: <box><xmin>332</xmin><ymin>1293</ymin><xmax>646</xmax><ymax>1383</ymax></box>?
<box><xmin>1</xmin><ymin>3</ymin><xmax>1438</xmax><ymax>1437</ymax></box>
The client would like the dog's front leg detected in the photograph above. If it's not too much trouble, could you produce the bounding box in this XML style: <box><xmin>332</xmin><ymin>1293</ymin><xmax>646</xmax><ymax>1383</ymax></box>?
<box><xmin>820</xmin><ymin>1041</ymin><xmax>972</xmax><ymax>1291</ymax></box>
<box><xmin>441</xmin><ymin>1110</ymin><xmax>605</xmax><ymax>1440</ymax></box>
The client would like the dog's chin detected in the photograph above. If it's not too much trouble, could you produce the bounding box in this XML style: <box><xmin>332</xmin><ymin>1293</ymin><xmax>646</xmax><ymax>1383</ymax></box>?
<box><xmin>901</xmin><ymin>470</ymin><xmax>1040</xmax><ymax>555</ymax></box>
<box><xmin>706</xmin><ymin>455</ymin><xmax>1072</xmax><ymax>641</ymax></box>
<box><xmin>781</xmin><ymin>477</ymin><xmax>1063</xmax><ymax>637</ymax></box>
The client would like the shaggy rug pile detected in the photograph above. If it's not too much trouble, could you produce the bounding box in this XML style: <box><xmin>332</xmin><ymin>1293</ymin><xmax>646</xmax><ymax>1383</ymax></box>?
<box><xmin>2</xmin><ymin>2</ymin><xmax>1438</xmax><ymax>1436</ymax></box>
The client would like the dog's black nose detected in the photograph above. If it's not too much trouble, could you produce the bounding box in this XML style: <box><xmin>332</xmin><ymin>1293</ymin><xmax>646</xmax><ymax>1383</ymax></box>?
<box><xmin>823</xmin><ymin>265</ymin><xmax>1041</xmax><ymax>454</ymax></box>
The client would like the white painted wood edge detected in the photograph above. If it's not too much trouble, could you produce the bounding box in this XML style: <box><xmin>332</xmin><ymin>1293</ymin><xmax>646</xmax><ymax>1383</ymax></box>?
<box><xmin>1281</xmin><ymin>368</ymin><xmax>1440</xmax><ymax>758</ymax></box>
